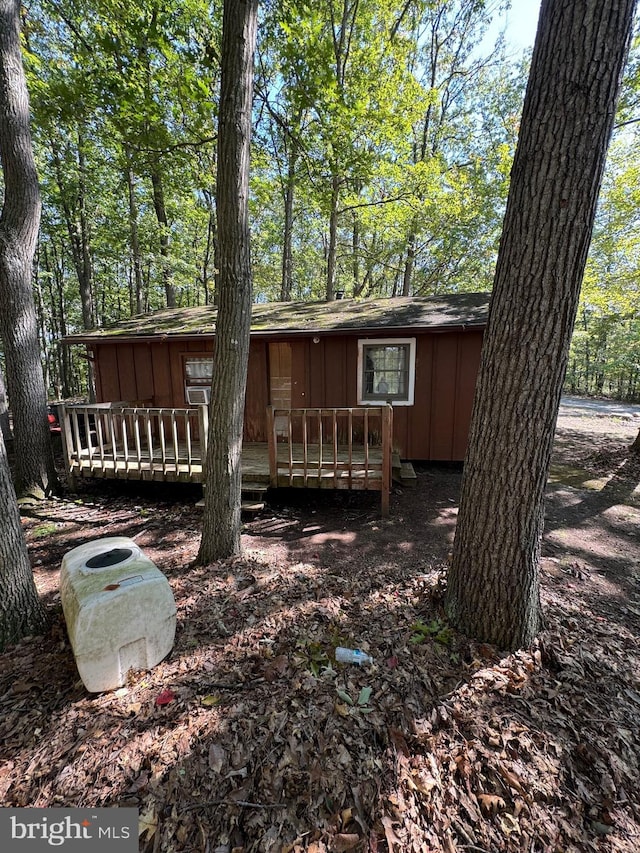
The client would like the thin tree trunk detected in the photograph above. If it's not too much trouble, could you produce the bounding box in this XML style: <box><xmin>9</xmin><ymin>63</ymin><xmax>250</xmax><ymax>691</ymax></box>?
<box><xmin>0</xmin><ymin>0</ymin><xmax>58</xmax><ymax>499</ymax></box>
<box><xmin>326</xmin><ymin>174</ymin><xmax>340</xmax><ymax>301</ymax></box>
<box><xmin>125</xmin><ymin>152</ymin><xmax>145</xmax><ymax>315</ymax></box>
<box><xmin>150</xmin><ymin>163</ymin><xmax>177</xmax><ymax>308</ymax></box>
<box><xmin>197</xmin><ymin>0</ymin><xmax>258</xmax><ymax>563</ymax></box>
<box><xmin>402</xmin><ymin>228</ymin><xmax>416</xmax><ymax>296</ymax></box>
<box><xmin>280</xmin><ymin>151</ymin><xmax>297</xmax><ymax>302</ymax></box>
<box><xmin>445</xmin><ymin>0</ymin><xmax>636</xmax><ymax>649</ymax></box>
<box><xmin>202</xmin><ymin>188</ymin><xmax>217</xmax><ymax>305</ymax></box>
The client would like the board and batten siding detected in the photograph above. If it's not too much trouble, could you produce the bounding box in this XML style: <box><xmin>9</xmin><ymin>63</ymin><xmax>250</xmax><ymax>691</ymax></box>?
<box><xmin>90</xmin><ymin>326</ymin><xmax>483</xmax><ymax>461</ymax></box>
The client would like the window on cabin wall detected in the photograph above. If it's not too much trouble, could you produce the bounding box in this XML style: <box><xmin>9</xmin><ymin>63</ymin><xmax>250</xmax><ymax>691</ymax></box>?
<box><xmin>184</xmin><ymin>356</ymin><xmax>213</xmax><ymax>404</ymax></box>
<box><xmin>357</xmin><ymin>338</ymin><xmax>416</xmax><ymax>406</ymax></box>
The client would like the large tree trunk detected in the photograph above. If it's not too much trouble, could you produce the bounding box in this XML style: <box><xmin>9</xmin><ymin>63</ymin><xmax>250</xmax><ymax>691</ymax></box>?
<box><xmin>0</xmin><ymin>0</ymin><xmax>49</xmax><ymax>648</ymax></box>
<box><xmin>197</xmin><ymin>0</ymin><xmax>258</xmax><ymax>563</ymax></box>
<box><xmin>0</xmin><ymin>431</ymin><xmax>49</xmax><ymax>648</ymax></box>
<box><xmin>445</xmin><ymin>0</ymin><xmax>636</xmax><ymax>649</ymax></box>
<box><xmin>0</xmin><ymin>361</ymin><xmax>10</xmax><ymax>442</ymax></box>
<box><xmin>0</xmin><ymin>0</ymin><xmax>58</xmax><ymax>499</ymax></box>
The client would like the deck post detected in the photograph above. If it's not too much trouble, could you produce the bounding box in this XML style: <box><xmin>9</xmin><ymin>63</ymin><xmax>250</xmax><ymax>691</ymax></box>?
<box><xmin>198</xmin><ymin>404</ymin><xmax>209</xmax><ymax>470</ymax></box>
<box><xmin>58</xmin><ymin>403</ymin><xmax>77</xmax><ymax>491</ymax></box>
<box><xmin>266</xmin><ymin>406</ymin><xmax>277</xmax><ymax>486</ymax></box>
<box><xmin>381</xmin><ymin>404</ymin><xmax>392</xmax><ymax>516</ymax></box>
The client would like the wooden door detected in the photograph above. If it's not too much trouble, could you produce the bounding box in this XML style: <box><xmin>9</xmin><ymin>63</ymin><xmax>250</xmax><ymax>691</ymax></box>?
<box><xmin>269</xmin><ymin>343</ymin><xmax>292</xmax><ymax>436</ymax></box>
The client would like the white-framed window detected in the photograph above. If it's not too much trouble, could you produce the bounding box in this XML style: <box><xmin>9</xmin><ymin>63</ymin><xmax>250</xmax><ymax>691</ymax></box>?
<box><xmin>357</xmin><ymin>338</ymin><xmax>416</xmax><ymax>406</ymax></box>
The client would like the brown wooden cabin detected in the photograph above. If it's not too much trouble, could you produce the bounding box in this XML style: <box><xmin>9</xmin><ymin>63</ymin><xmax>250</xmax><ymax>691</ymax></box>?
<box><xmin>61</xmin><ymin>293</ymin><xmax>489</xmax><ymax>512</ymax></box>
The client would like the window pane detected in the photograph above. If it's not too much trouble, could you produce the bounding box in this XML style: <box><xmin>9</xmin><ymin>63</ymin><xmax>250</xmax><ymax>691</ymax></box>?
<box><xmin>363</xmin><ymin>345</ymin><xmax>408</xmax><ymax>398</ymax></box>
<box><xmin>185</xmin><ymin>358</ymin><xmax>213</xmax><ymax>383</ymax></box>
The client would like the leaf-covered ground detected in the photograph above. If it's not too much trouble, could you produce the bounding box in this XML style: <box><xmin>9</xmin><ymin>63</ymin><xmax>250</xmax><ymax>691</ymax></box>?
<box><xmin>1</xmin><ymin>405</ymin><xmax>640</xmax><ymax>852</ymax></box>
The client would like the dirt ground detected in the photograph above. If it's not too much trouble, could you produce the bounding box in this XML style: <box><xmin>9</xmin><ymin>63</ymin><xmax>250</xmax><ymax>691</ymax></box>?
<box><xmin>1</xmin><ymin>405</ymin><xmax>639</xmax><ymax>852</ymax></box>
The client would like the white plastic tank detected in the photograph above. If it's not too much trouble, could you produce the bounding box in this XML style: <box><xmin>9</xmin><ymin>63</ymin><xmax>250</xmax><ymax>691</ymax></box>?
<box><xmin>60</xmin><ymin>536</ymin><xmax>177</xmax><ymax>692</ymax></box>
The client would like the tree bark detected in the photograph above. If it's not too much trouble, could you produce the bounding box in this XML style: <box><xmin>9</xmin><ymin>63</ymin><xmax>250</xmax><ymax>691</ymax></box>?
<box><xmin>0</xmin><ymin>0</ymin><xmax>49</xmax><ymax>648</ymax></box>
<box><xmin>0</xmin><ymin>0</ymin><xmax>59</xmax><ymax>499</ymax></box>
<box><xmin>0</xmin><ymin>431</ymin><xmax>49</xmax><ymax>649</ymax></box>
<box><xmin>325</xmin><ymin>173</ymin><xmax>340</xmax><ymax>301</ymax></box>
<box><xmin>445</xmin><ymin>0</ymin><xmax>637</xmax><ymax>649</ymax></box>
<box><xmin>150</xmin><ymin>162</ymin><xmax>177</xmax><ymax>308</ymax></box>
<box><xmin>197</xmin><ymin>0</ymin><xmax>258</xmax><ymax>563</ymax></box>
<box><xmin>280</xmin><ymin>151</ymin><xmax>297</xmax><ymax>302</ymax></box>
<box><xmin>0</xmin><ymin>361</ymin><xmax>10</xmax><ymax>442</ymax></box>
<box><xmin>125</xmin><ymin>149</ymin><xmax>145</xmax><ymax>315</ymax></box>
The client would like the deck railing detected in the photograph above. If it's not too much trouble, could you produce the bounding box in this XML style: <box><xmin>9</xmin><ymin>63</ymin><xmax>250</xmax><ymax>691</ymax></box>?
<box><xmin>59</xmin><ymin>402</ymin><xmax>393</xmax><ymax>514</ymax></box>
<box><xmin>59</xmin><ymin>402</ymin><xmax>208</xmax><ymax>483</ymax></box>
<box><xmin>266</xmin><ymin>405</ymin><xmax>393</xmax><ymax>515</ymax></box>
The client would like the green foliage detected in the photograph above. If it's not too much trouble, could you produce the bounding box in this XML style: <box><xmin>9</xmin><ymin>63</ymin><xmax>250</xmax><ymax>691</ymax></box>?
<box><xmin>18</xmin><ymin>0</ymin><xmax>639</xmax><ymax>402</ymax></box>
<box><xmin>410</xmin><ymin>618</ymin><xmax>455</xmax><ymax>647</ymax></box>
<box><xmin>568</xmin><ymin>34</ymin><xmax>640</xmax><ymax>402</ymax></box>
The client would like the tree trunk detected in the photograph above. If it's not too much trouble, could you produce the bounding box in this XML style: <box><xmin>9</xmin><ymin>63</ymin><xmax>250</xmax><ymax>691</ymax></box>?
<box><xmin>445</xmin><ymin>0</ymin><xmax>636</xmax><ymax>649</ymax></box>
<box><xmin>0</xmin><ymin>0</ymin><xmax>50</xmax><ymax>648</ymax></box>
<box><xmin>125</xmin><ymin>151</ymin><xmax>145</xmax><ymax>315</ymax></box>
<box><xmin>402</xmin><ymin>228</ymin><xmax>416</xmax><ymax>296</ymax></box>
<box><xmin>150</xmin><ymin>163</ymin><xmax>177</xmax><ymax>308</ymax></box>
<box><xmin>326</xmin><ymin>174</ymin><xmax>340</xmax><ymax>301</ymax></box>
<box><xmin>0</xmin><ymin>431</ymin><xmax>49</xmax><ymax>649</ymax></box>
<box><xmin>202</xmin><ymin>188</ymin><xmax>217</xmax><ymax>305</ymax></box>
<box><xmin>0</xmin><ymin>0</ymin><xmax>59</xmax><ymax>499</ymax></box>
<box><xmin>49</xmin><ymin>128</ymin><xmax>96</xmax><ymax>400</ymax></box>
<box><xmin>280</xmin><ymin>151</ymin><xmax>297</xmax><ymax>302</ymax></box>
<box><xmin>197</xmin><ymin>0</ymin><xmax>258</xmax><ymax>563</ymax></box>
<box><xmin>0</xmin><ymin>362</ymin><xmax>10</xmax><ymax>442</ymax></box>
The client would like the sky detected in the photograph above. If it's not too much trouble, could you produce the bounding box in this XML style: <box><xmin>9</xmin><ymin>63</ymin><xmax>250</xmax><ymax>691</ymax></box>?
<box><xmin>489</xmin><ymin>0</ymin><xmax>543</xmax><ymax>53</ymax></box>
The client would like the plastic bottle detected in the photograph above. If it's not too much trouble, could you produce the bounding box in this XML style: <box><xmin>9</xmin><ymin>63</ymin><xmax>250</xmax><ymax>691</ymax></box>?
<box><xmin>335</xmin><ymin>647</ymin><xmax>373</xmax><ymax>665</ymax></box>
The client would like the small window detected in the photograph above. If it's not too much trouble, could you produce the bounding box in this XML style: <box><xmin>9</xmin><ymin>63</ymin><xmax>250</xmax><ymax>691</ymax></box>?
<box><xmin>184</xmin><ymin>356</ymin><xmax>213</xmax><ymax>405</ymax></box>
<box><xmin>184</xmin><ymin>357</ymin><xmax>213</xmax><ymax>386</ymax></box>
<box><xmin>357</xmin><ymin>338</ymin><xmax>416</xmax><ymax>406</ymax></box>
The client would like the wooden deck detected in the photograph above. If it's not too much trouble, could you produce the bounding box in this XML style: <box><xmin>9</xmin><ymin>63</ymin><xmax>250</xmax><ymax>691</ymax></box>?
<box><xmin>59</xmin><ymin>403</ymin><xmax>394</xmax><ymax>514</ymax></box>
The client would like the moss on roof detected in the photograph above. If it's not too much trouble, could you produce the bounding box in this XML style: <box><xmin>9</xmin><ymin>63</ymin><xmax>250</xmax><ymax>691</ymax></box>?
<box><xmin>64</xmin><ymin>292</ymin><xmax>490</xmax><ymax>342</ymax></box>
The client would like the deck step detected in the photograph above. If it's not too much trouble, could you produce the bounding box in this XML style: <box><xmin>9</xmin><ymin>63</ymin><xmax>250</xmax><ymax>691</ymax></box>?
<box><xmin>242</xmin><ymin>481</ymin><xmax>269</xmax><ymax>494</ymax></box>
<box><xmin>399</xmin><ymin>461</ymin><xmax>417</xmax><ymax>486</ymax></box>
<box><xmin>241</xmin><ymin>500</ymin><xmax>266</xmax><ymax>512</ymax></box>
<box><xmin>195</xmin><ymin>497</ymin><xmax>266</xmax><ymax>512</ymax></box>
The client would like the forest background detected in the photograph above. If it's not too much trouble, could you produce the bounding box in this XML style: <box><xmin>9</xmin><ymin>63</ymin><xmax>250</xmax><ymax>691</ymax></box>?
<box><xmin>7</xmin><ymin>0</ymin><xmax>640</xmax><ymax>403</ymax></box>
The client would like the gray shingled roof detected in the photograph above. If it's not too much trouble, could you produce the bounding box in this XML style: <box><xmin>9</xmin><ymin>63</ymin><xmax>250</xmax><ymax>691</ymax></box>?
<box><xmin>64</xmin><ymin>292</ymin><xmax>490</xmax><ymax>342</ymax></box>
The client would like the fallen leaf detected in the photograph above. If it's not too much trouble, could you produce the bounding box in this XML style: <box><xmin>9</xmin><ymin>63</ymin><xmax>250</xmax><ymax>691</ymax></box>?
<box><xmin>477</xmin><ymin>793</ymin><xmax>506</xmax><ymax>816</ymax></box>
<box><xmin>138</xmin><ymin>805</ymin><xmax>158</xmax><ymax>840</ymax></box>
<box><xmin>208</xmin><ymin>743</ymin><xmax>226</xmax><ymax>774</ymax></box>
<box><xmin>499</xmin><ymin>812</ymin><xmax>520</xmax><ymax>836</ymax></box>
<box><xmin>336</xmin><ymin>689</ymin><xmax>354</xmax><ymax>706</ymax></box>
<box><xmin>155</xmin><ymin>689</ymin><xmax>176</xmax><ymax>706</ymax></box>
<box><xmin>264</xmin><ymin>654</ymin><xmax>289</xmax><ymax>682</ymax></box>
<box><xmin>201</xmin><ymin>694</ymin><xmax>221</xmax><ymax>707</ymax></box>
<box><xmin>332</xmin><ymin>833</ymin><xmax>360</xmax><ymax>851</ymax></box>
<box><xmin>381</xmin><ymin>815</ymin><xmax>402</xmax><ymax>851</ymax></box>
<box><xmin>357</xmin><ymin>686</ymin><xmax>372</xmax><ymax>706</ymax></box>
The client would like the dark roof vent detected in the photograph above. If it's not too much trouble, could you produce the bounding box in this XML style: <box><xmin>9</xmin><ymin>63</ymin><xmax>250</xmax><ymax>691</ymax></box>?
<box><xmin>85</xmin><ymin>547</ymin><xmax>134</xmax><ymax>569</ymax></box>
